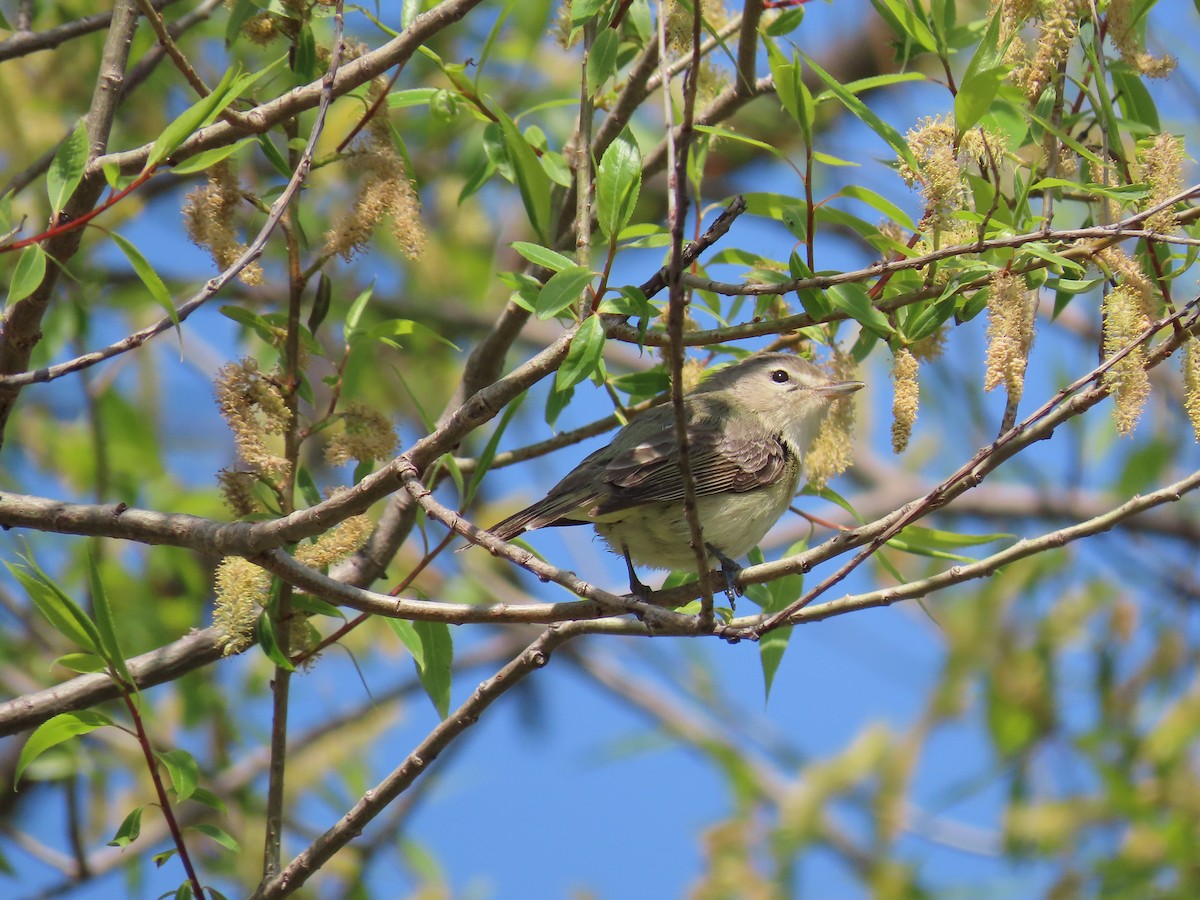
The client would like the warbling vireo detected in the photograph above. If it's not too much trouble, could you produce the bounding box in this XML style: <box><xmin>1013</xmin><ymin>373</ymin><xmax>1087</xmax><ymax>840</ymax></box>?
<box><xmin>486</xmin><ymin>352</ymin><xmax>864</xmax><ymax>596</ymax></box>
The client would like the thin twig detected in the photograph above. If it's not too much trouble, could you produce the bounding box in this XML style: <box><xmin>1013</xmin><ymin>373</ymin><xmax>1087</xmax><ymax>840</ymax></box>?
<box><xmin>658</xmin><ymin>0</ymin><xmax>715</xmax><ymax>625</ymax></box>
<box><xmin>0</xmin><ymin>0</ymin><xmax>179</xmax><ymax>62</ymax></box>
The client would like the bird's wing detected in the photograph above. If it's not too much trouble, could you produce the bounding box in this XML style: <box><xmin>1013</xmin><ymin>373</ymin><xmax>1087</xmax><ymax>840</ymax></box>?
<box><xmin>592</xmin><ymin>414</ymin><xmax>789</xmax><ymax>515</ymax></box>
<box><xmin>486</xmin><ymin>398</ymin><xmax>790</xmax><ymax>538</ymax></box>
<box><xmin>485</xmin><ymin>444</ymin><xmax>612</xmax><ymax>539</ymax></box>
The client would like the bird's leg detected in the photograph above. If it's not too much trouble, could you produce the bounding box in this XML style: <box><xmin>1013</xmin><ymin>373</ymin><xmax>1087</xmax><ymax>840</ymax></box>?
<box><xmin>621</xmin><ymin>543</ymin><xmax>652</xmax><ymax>602</ymax></box>
<box><xmin>705</xmin><ymin>543</ymin><xmax>743</xmax><ymax>608</ymax></box>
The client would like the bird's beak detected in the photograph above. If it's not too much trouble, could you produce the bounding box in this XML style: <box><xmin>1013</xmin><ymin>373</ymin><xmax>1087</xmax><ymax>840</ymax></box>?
<box><xmin>817</xmin><ymin>380</ymin><xmax>865</xmax><ymax>397</ymax></box>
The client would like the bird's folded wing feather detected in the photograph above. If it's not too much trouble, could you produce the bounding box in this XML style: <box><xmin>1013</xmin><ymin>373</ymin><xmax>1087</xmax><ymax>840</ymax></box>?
<box><xmin>592</xmin><ymin>417</ymin><xmax>788</xmax><ymax>514</ymax></box>
<box><xmin>486</xmin><ymin>399</ymin><xmax>788</xmax><ymax>539</ymax></box>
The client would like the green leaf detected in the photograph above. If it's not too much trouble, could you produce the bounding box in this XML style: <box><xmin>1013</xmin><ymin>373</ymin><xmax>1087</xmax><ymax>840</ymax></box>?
<box><xmin>544</xmin><ymin>381</ymin><xmax>574</xmax><ymax>428</ymax></box>
<box><xmin>825</xmin><ymin>283</ymin><xmax>894</xmax><ymax>337</ymax></box>
<box><xmin>147</xmin><ymin>67</ymin><xmax>242</xmax><ymax>170</ymax></box>
<box><xmin>86</xmin><ymin>550</ymin><xmax>134</xmax><ymax>689</ymax></box>
<box><xmin>7</xmin><ymin>244</ymin><xmax>46</xmax><ymax>307</ymax></box>
<box><xmin>764</xmin><ymin>42</ymin><xmax>813</xmax><ymax>142</ymax></box>
<box><xmin>16</xmin><ymin>711</ymin><xmax>113</xmax><ymax>786</ymax></box>
<box><xmin>256</xmin><ymin>133</ymin><xmax>291</xmax><ymax>178</ymax></box>
<box><xmin>571</xmin><ymin>0</ymin><xmax>607</xmax><ymax>24</ymax></box>
<box><xmin>188</xmin><ymin>787</ymin><xmax>228</xmax><ymax>814</ymax></box>
<box><xmin>168</xmin><ymin>138</ymin><xmax>255</xmax><ymax>176</ymax></box>
<box><xmin>812</xmin><ymin>150</ymin><xmax>858</xmax><ymax>167</ymax></box>
<box><xmin>511</xmin><ymin>241</ymin><xmax>576</xmax><ymax>273</ymax></box>
<box><xmin>255</xmin><ymin>612</ymin><xmax>296</xmax><ymax>672</ymax></box>
<box><xmin>363</xmin><ymin>318</ymin><xmax>460</xmax><ymax>351</ymax></box>
<box><xmin>46</xmin><ymin>120</ymin><xmax>89</xmax><ymax>215</ymax></box>
<box><xmin>388</xmin><ymin>618</ymin><xmax>424</xmax><ymax>669</ymax></box>
<box><xmin>387</xmin><ymin>87</ymin><xmax>439</xmax><ymax>109</ymax></box>
<box><xmin>108</xmin><ymin>806</ymin><xmax>144</xmax><ymax>848</ymax></box>
<box><xmin>955</xmin><ymin>65</ymin><xmax>1008</xmax><ymax>135</ymax></box>
<box><xmin>289</xmin><ymin>593</ymin><xmax>346</xmax><ymax>619</ymax></box>
<box><xmin>189</xmin><ymin>823</ymin><xmax>240</xmax><ymax>853</ymax></box>
<box><xmin>292</xmin><ymin>22</ymin><xmax>317</xmax><ymax>81</ymax></box>
<box><xmin>759</xmin><ymin>542</ymin><xmax>806</xmax><ymax>701</ymax></box>
<box><xmin>535</xmin><ymin>265</ymin><xmax>595</xmax><ymax>319</ymax></box>
<box><xmin>838</xmin><ymin>185</ymin><xmax>916</xmax><ymax>231</ymax></box>
<box><xmin>157</xmin><ymin>749</ymin><xmax>200</xmax><ymax>803</ymax></box>
<box><xmin>413</xmin><ymin>620</ymin><xmax>453</xmax><ymax>719</ymax></box>
<box><xmin>595</xmin><ymin>129</ymin><xmax>642</xmax><ymax>240</ymax></box>
<box><xmin>1112</xmin><ymin>67</ymin><xmax>1160</xmax><ymax>131</ymax></box>
<box><xmin>556</xmin><ymin>315</ymin><xmax>606</xmax><ymax>391</ymax></box>
<box><xmin>586</xmin><ymin>27</ymin><xmax>620</xmax><ymax>98</ymax></box>
<box><xmin>344</xmin><ymin>283</ymin><xmax>375</xmax><ymax>333</ymax></box>
<box><xmin>804</xmin><ymin>54</ymin><xmax>920</xmax><ymax>172</ymax></box>
<box><xmin>870</xmin><ymin>0</ymin><xmax>938</xmax><ymax>52</ymax></box>
<box><xmin>741</xmin><ymin>192</ymin><xmax>805</xmax><ymax>220</ymax></box>
<box><xmin>892</xmin><ymin>525</ymin><xmax>1011</xmax><ymax>553</ymax></box>
<box><xmin>496</xmin><ymin>110</ymin><xmax>553</xmax><ymax>241</ymax></box>
<box><xmin>7</xmin><ymin>559</ymin><xmax>101</xmax><ymax>653</ymax></box>
<box><xmin>55</xmin><ymin>652</ymin><xmax>107</xmax><ymax>674</ymax></box>
<box><xmin>110</xmin><ymin>232</ymin><xmax>179</xmax><ymax>331</ymax></box>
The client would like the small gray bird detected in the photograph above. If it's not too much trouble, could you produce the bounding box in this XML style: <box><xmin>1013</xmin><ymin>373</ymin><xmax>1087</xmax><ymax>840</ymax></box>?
<box><xmin>486</xmin><ymin>352</ymin><xmax>864</xmax><ymax>597</ymax></box>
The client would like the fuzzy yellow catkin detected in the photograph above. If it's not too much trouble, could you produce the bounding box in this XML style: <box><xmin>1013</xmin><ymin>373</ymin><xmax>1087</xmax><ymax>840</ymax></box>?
<box><xmin>1183</xmin><ymin>336</ymin><xmax>1200</xmax><ymax>442</ymax></box>
<box><xmin>1107</xmin><ymin>0</ymin><xmax>1176</xmax><ymax>78</ymax></box>
<box><xmin>182</xmin><ymin>163</ymin><xmax>263</xmax><ymax>286</ymax></box>
<box><xmin>213</xmin><ymin>557</ymin><xmax>271</xmax><ymax>654</ymax></box>
<box><xmin>805</xmin><ymin>354</ymin><xmax>860</xmax><ymax>490</ymax></box>
<box><xmin>294</xmin><ymin>515</ymin><xmax>373</xmax><ymax>569</ymax></box>
<box><xmin>324</xmin><ymin>402</ymin><xmax>399</xmax><ymax>466</ymax></box>
<box><xmin>899</xmin><ymin>116</ymin><xmax>963</xmax><ymax>229</ymax></box>
<box><xmin>1139</xmin><ymin>133</ymin><xmax>1186</xmax><ymax>234</ymax></box>
<box><xmin>984</xmin><ymin>269</ymin><xmax>1036</xmax><ymax>405</ymax></box>
<box><xmin>217</xmin><ymin>468</ymin><xmax>260</xmax><ymax>517</ymax></box>
<box><xmin>1016</xmin><ymin>0</ymin><xmax>1087</xmax><ymax>103</ymax></box>
<box><xmin>891</xmin><ymin>348</ymin><xmax>919</xmax><ymax>454</ymax></box>
<box><xmin>324</xmin><ymin>81</ymin><xmax>426</xmax><ymax>261</ymax></box>
<box><xmin>1101</xmin><ymin>285</ymin><xmax>1151</xmax><ymax>436</ymax></box>
<box><xmin>214</xmin><ymin>359</ymin><xmax>292</xmax><ymax>479</ymax></box>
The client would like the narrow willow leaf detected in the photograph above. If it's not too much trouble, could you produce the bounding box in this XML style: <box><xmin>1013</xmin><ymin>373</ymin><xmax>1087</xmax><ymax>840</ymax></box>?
<box><xmin>496</xmin><ymin>110</ymin><xmax>552</xmax><ymax>241</ymax></box>
<box><xmin>189</xmin><ymin>823</ymin><xmax>241</xmax><ymax>853</ymax></box>
<box><xmin>110</xmin><ymin>232</ymin><xmax>179</xmax><ymax>331</ymax></box>
<box><xmin>46</xmin><ymin>120</ymin><xmax>89</xmax><ymax>215</ymax></box>
<box><xmin>8</xmin><ymin>559</ymin><xmax>101</xmax><ymax>653</ymax></box>
<box><xmin>758</xmin><ymin>543</ymin><xmax>807</xmax><ymax>700</ymax></box>
<box><xmin>86</xmin><ymin>550</ymin><xmax>134</xmax><ymax>689</ymax></box>
<box><xmin>7</xmin><ymin>244</ymin><xmax>46</xmax><ymax>307</ymax></box>
<box><xmin>169</xmin><ymin>138</ymin><xmax>255</xmax><ymax>175</ymax></box>
<box><xmin>108</xmin><ymin>807</ymin><xmax>144</xmax><ymax>848</ymax></box>
<box><xmin>556</xmin><ymin>314</ymin><xmax>606</xmax><ymax>391</ymax></box>
<box><xmin>157</xmin><ymin>748</ymin><xmax>200</xmax><ymax>802</ymax></box>
<box><xmin>535</xmin><ymin>265</ymin><xmax>595</xmax><ymax>319</ymax></box>
<box><xmin>255</xmin><ymin>612</ymin><xmax>296</xmax><ymax>672</ymax></box>
<box><xmin>414</xmin><ymin>621</ymin><xmax>453</xmax><ymax>719</ymax></box>
<box><xmin>511</xmin><ymin>241</ymin><xmax>575</xmax><ymax>273</ymax></box>
<box><xmin>586</xmin><ymin>27</ymin><xmax>620</xmax><ymax>98</ymax></box>
<box><xmin>804</xmin><ymin>54</ymin><xmax>920</xmax><ymax>172</ymax></box>
<box><xmin>147</xmin><ymin>67</ymin><xmax>241</xmax><ymax>170</ymax></box>
<box><xmin>595</xmin><ymin>128</ymin><xmax>642</xmax><ymax>240</ymax></box>
<box><xmin>16</xmin><ymin>711</ymin><xmax>113</xmax><ymax>786</ymax></box>
<box><xmin>388</xmin><ymin>618</ymin><xmax>424</xmax><ymax>669</ymax></box>
<box><xmin>826</xmin><ymin>283</ymin><xmax>894</xmax><ymax>337</ymax></box>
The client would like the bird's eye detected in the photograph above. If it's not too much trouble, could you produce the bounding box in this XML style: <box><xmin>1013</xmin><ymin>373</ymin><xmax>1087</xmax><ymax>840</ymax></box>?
<box><xmin>771</xmin><ymin>369</ymin><xmax>790</xmax><ymax>383</ymax></box>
